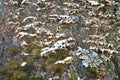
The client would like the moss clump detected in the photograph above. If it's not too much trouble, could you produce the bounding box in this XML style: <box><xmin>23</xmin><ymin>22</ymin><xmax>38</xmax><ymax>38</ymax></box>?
<box><xmin>8</xmin><ymin>59</ymin><xmax>21</xmax><ymax>69</ymax></box>
<box><xmin>54</xmin><ymin>66</ymin><xmax>64</xmax><ymax>77</ymax></box>
<box><xmin>31</xmin><ymin>49</ymin><xmax>41</xmax><ymax>56</ymax></box>
<box><xmin>11</xmin><ymin>71</ymin><xmax>27</xmax><ymax>80</ymax></box>
<box><xmin>89</xmin><ymin>67</ymin><xmax>98</xmax><ymax>78</ymax></box>
<box><xmin>37</xmin><ymin>1</ymin><xmax>46</xmax><ymax>8</ymax></box>
<box><xmin>29</xmin><ymin>72</ymin><xmax>43</xmax><ymax>80</ymax></box>
<box><xmin>26</xmin><ymin>26</ymin><xmax>36</xmax><ymax>34</ymax></box>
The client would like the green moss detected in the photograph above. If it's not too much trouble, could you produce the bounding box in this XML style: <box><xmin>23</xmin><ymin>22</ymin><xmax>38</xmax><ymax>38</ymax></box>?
<box><xmin>9</xmin><ymin>46</ymin><xmax>19</xmax><ymax>53</ymax></box>
<box><xmin>54</xmin><ymin>66</ymin><xmax>64</xmax><ymax>77</ymax></box>
<box><xmin>31</xmin><ymin>49</ymin><xmax>41</xmax><ymax>55</ymax></box>
<box><xmin>29</xmin><ymin>72</ymin><xmax>43</xmax><ymax>80</ymax></box>
<box><xmin>40</xmin><ymin>56</ymin><xmax>55</xmax><ymax>67</ymax></box>
<box><xmin>22</xmin><ymin>42</ymin><xmax>43</xmax><ymax>53</ymax></box>
<box><xmin>55</xmin><ymin>50</ymin><xmax>70</xmax><ymax>60</ymax></box>
<box><xmin>8</xmin><ymin>59</ymin><xmax>21</xmax><ymax>69</ymax></box>
<box><xmin>0</xmin><ymin>68</ymin><xmax>8</xmax><ymax>75</ymax></box>
<box><xmin>37</xmin><ymin>1</ymin><xmax>46</xmax><ymax>8</ymax></box>
<box><xmin>89</xmin><ymin>67</ymin><xmax>98</xmax><ymax>78</ymax></box>
<box><xmin>69</xmin><ymin>72</ymin><xmax>78</xmax><ymax>80</ymax></box>
<box><xmin>11</xmin><ymin>71</ymin><xmax>27</xmax><ymax>80</ymax></box>
<box><xmin>26</xmin><ymin>26</ymin><xmax>36</xmax><ymax>34</ymax></box>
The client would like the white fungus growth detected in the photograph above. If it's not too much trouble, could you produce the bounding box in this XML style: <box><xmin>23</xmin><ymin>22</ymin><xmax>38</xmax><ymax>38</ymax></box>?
<box><xmin>40</xmin><ymin>38</ymin><xmax>75</xmax><ymax>57</ymax></box>
<box><xmin>21</xmin><ymin>62</ymin><xmax>27</xmax><ymax>67</ymax></box>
